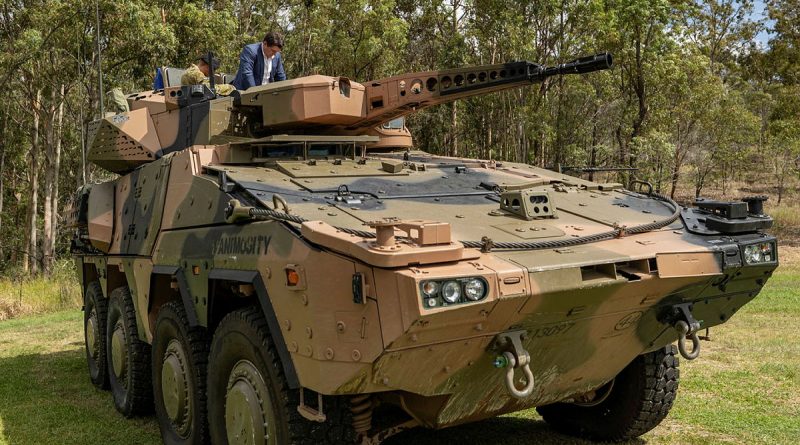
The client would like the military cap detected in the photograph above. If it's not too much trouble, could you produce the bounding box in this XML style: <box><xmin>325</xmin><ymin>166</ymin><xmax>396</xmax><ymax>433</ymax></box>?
<box><xmin>198</xmin><ymin>54</ymin><xmax>221</xmax><ymax>71</ymax></box>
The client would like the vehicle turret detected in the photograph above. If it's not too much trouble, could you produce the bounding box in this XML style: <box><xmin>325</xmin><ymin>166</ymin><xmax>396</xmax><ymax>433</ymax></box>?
<box><xmin>85</xmin><ymin>53</ymin><xmax>612</xmax><ymax>174</ymax></box>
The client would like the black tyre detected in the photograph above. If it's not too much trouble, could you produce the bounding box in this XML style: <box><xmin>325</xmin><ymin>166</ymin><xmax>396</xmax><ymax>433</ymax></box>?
<box><xmin>207</xmin><ymin>307</ymin><xmax>355</xmax><ymax>445</ymax></box>
<box><xmin>537</xmin><ymin>345</ymin><xmax>680</xmax><ymax>442</ymax></box>
<box><xmin>84</xmin><ymin>281</ymin><xmax>109</xmax><ymax>389</ymax></box>
<box><xmin>106</xmin><ymin>286</ymin><xmax>153</xmax><ymax>417</ymax></box>
<box><xmin>152</xmin><ymin>301</ymin><xmax>210</xmax><ymax>445</ymax></box>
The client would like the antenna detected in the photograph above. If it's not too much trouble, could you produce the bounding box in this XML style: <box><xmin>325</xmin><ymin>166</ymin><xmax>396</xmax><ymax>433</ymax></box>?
<box><xmin>78</xmin><ymin>46</ymin><xmax>86</xmax><ymax>185</ymax></box>
<box><xmin>95</xmin><ymin>0</ymin><xmax>104</xmax><ymax>117</ymax></box>
<box><xmin>207</xmin><ymin>50</ymin><xmax>216</xmax><ymax>96</ymax></box>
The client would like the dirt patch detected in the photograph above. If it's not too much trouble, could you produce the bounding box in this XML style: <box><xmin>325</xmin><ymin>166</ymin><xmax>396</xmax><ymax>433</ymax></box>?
<box><xmin>778</xmin><ymin>246</ymin><xmax>800</xmax><ymax>269</ymax></box>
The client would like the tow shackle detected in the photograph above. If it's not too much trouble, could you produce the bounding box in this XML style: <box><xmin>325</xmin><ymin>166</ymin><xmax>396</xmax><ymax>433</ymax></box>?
<box><xmin>492</xmin><ymin>330</ymin><xmax>535</xmax><ymax>399</ymax></box>
<box><xmin>675</xmin><ymin>320</ymin><xmax>701</xmax><ymax>360</ymax></box>
<box><xmin>666</xmin><ymin>303</ymin><xmax>702</xmax><ymax>361</ymax></box>
<box><xmin>272</xmin><ymin>194</ymin><xmax>291</xmax><ymax>213</ymax></box>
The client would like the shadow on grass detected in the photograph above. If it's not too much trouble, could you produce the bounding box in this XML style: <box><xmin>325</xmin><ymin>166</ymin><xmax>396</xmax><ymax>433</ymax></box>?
<box><xmin>0</xmin><ymin>347</ymin><xmax>160</xmax><ymax>445</ymax></box>
<box><xmin>384</xmin><ymin>416</ymin><xmax>648</xmax><ymax>445</ymax></box>
<box><xmin>0</xmin><ymin>343</ymin><xmax>648</xmax><ymax>445</ymax></box>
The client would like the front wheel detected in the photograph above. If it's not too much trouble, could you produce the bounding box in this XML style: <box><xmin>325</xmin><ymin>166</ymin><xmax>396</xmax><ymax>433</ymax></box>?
<box><xmin>537</xmin><ymin>345</ymin><xmax>680</xmax><ymax>442</ymax></box>
<box><xmin>207</xmin><ymin>307</ymin><xmax>356</xmax><ymax>445</ymax></box>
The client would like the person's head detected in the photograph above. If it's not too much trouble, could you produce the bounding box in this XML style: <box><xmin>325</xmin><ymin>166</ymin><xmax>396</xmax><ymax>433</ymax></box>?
<box><xmin>262</xmin><ymin>31</ymin><xmax>284</xmax><ymax>58</ymax></box>
<box><xmin>197</xmin><ymin>54</ymin><xmax>220</xmax><ymax>76</ymax></box>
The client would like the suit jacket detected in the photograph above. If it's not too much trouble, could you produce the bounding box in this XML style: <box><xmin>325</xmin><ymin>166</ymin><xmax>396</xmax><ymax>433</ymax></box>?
<box><xmin>231</xmin><ymin>42</ymin><xmax>287</xmax><ymax>90</ymax></box>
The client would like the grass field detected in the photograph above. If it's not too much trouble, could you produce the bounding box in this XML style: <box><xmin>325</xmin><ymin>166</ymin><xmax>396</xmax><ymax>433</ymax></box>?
<box><xmin>0</xmin><ymin>257</ymin><xmax>798</xmax><ymax>444</ymax></box>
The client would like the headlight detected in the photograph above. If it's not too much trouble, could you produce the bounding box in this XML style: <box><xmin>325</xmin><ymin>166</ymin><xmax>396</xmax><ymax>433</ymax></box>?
<box><xmin>422</xmin><ymin>281</ymin><xmax>439</xmax><ymax>296</ymax></box>
<box><xmin>441</xmin><ymin>281</ymin><xmax>461</xmax><ymax>303</ymax></box>
<box><xmin>464</xmin><ymin>278</ymin><xmax>486</xmax><ymax>301</ymax></box>
<box><xmin>743</xmin><ymin>242</ymin><xmax>775</xmax><ymax>264</ymax></box>
<box><xmin>420</xmin><ymin>277</ymin><xmax>489</xmax><ymax>308</ymax></box>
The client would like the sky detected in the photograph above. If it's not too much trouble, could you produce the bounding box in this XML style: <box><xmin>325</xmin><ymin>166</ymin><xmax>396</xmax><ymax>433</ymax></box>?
<box><xmin>752</xmin><ymin>0</ymin><xmax>774</xmax><ymax>48</ymax></box>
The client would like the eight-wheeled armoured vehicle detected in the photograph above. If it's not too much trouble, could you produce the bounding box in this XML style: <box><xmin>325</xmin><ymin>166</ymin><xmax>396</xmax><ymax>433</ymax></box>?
<box><xmin>69</xmin><ymin>52</ymin><xmax>778</xmax><ymax>444</ymax></box>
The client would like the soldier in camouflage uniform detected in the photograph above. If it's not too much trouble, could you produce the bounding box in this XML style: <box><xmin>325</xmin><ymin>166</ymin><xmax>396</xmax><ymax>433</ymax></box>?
<box><xmin>182</xmin><ymin>54</ymin><xmax>235</xmax><ymax>96</ymax></box>
<box><xmin>106</xmin><ymin>88</ymin><xmax>129</xmax><ymax>114</ymax></box>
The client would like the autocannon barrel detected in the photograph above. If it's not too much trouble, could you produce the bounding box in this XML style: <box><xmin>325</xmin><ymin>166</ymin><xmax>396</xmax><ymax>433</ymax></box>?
<box><xmin>344</xmin><ymin>52</ymin><xmax>613</xmax><ymax>129</ymax></box>
<box><xmin>537</xmin><ymin>52</ymin><xmax>613</xmax><ymax>78</ymax></box>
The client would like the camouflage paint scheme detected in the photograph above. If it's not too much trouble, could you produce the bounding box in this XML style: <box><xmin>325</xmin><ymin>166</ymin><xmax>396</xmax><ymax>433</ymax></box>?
<box><xmin>72</xmin><ymin>55</ymin><xmax>778</xmax><ymax>438</ymax></box>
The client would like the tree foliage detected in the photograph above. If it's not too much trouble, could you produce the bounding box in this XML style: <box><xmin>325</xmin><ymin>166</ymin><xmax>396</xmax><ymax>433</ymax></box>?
<box><xmin>0</xmin><ymin>0</ymin><xmax>796</xmax><ymax>274</ymax></box>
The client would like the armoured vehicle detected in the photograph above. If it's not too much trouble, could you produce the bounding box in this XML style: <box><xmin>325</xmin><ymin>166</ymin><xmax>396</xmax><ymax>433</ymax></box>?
<box><xmin>69</xmin><ymin>52</ymin><xmax>778</xmax><ymax>445</ymax></box>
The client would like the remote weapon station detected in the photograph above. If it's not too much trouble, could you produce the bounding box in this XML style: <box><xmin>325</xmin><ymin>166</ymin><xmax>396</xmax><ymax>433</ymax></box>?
<box><xmin>70</xmin><ymin>52</ymin><xmax>777</xmax><ymax>444</ymax></box>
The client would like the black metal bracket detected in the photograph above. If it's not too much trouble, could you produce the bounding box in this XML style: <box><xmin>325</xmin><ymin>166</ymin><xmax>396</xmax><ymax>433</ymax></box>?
<box><xmin>352</xmin><ymin>273</ymin><xmax>365</xmax><ymax>304</ymax></box>
<box><xmin>660</xmin><ymin>302</ymin><xmax>702</xmax><ymax>333</ymax></box>
<box><xmin>694</xmin><ymin>198</ymin><xmax>748</xmax><ymax>219</ymax></box>
<box><xmin>742</xmin><ymin>195</ymin><xmax>768</xmax><ymax>216</ymax></box>
<box><xmin>680</xmin><ymin>205</ymin><xmax>773</xmax><ymax>235</ymax></box>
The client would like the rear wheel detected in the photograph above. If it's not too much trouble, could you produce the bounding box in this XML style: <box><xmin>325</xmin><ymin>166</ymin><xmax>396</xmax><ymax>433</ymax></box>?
<box><xmin>106</xmin><ymin>286</ymin><xmax>153</xmax><ymax>417</ymax></box>
<box><xmin>152</xmin><ymin>301</ymin><xmax>210</xmax><ymax>445</ymax></box>
<box><xmin>207</xmin><ymin>307</ymin><xmax>355</xmax><ymax>445</ymax></box>
<box><xmin>84</xmin><ymin>281</ymin><xmax>109</xmax><ymax>389</ymax></box>
<box><xmin>537</xmin><ymin>345</ymin><xmax>680</xmax><ymax>442</ymax></box>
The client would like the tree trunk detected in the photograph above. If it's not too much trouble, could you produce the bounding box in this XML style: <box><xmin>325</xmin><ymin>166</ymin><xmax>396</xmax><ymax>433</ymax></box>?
<box><xmin>42</xmin><ymin>85</ymin><xmax>65</xmax><ymax>275</ymax></box>
<box><xmin>589</xmin><ymin>111</ymin><xmax>599</xmax><ymax>182</ymax></box>
<box><xmin>52</xmin><ymin>84</ymin><xmax>65</xmax><ymax>264</ymax></box>
<box><xmin>669</xmin><ymin>145</ymin><xmax>682</xmax><ymax>199</ymax></box>
<box><xmin>25</xmin><ymin>90</ymin><xmax>41</xmax><ymax>274</ymax></box>
<box><xmin>43</xmin><ymin>92</ymin><xmax>55</xmax><ymax>275</ymax></box>
<box><xmin>450</xmin><ymin>102</ymin><xmax>458</xmax><ymax>157</ymax></box>
<box><xmin>0</xmin><ymin>109</ymin><xmax>6</xmax><ymax>263</ymax></box>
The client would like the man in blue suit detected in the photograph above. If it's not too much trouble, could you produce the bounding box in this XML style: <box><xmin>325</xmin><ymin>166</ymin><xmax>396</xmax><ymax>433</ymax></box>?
<box><xmin>231</xmin><ymin>31</ymin><xmax>287</xmax><ymax>90</ymax></box>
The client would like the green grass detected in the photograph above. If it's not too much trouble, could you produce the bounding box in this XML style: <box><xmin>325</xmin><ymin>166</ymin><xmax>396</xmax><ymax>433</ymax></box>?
<box><xmin>0</xmin><ymin>311</ymin><xmax>160</xmax><ymax>445</ymax></box>
<box><xmin>0</xmin><ymin>267</ymin><xmax>798</xmax><ymax>444</ymax></box>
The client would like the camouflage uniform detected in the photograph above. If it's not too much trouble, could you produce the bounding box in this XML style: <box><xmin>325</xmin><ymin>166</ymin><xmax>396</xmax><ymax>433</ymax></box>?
<box><xmin>181</xmin><ymin>64</ymin><xmax>235</xmax><ymax>96</ymax></box>
<box><xmin>107</xmin><ymin>88</ymin><xmax>130</xmax><ymax>114</ymax></box>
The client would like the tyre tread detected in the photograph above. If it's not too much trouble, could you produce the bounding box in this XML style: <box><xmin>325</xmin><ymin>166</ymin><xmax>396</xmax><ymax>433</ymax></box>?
<box><xmin>107</xmin><ymin>286</ymin><xmax>153</xmax><ymax>417</ymax></box>
<box><xmin>211</xmin><ymin>307</ymin><xmax>356</xmax><ymax>445</ymax></box>
<box><xmin>84</xmin><ymin>281</ymin><xmax>109</xmax><ymax>389</ymax></box>
<box><xmin>537</xmin><ymin>345</ymin><xmax>680</xmax><ymax>442</ymax></box>
<box><xmin>153</xmin><ymin>300</ymin><xmax>210</xmax><ymax>445</ymax></box>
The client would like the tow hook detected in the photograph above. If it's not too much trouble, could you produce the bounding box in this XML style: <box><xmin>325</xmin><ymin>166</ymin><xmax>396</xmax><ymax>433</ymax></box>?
<box><xmin>667</xmin><ymin>303</ymin><xmax>702</xmax><ymax>360</ymax></box>
<box><xmin>492</xmin><ymin>330</ymin><xmax>535</xmax><ymax>399</ymax></box>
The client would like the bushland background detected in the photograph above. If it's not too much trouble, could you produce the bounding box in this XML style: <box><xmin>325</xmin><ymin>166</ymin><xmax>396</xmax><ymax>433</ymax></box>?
<box><xmin>0</xmin><ymin>1</ymin><xmax>798</xmax><ymax>443</ymax></box>
<box><xmin>0</xmin><ymin>0</ymin><xmax>798</xmax><ymax>285</ymax></box>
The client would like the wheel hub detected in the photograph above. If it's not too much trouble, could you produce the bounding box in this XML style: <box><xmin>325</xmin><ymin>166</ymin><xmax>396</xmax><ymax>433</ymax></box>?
<box><xmin>111</xmin><ymin>321</ymin><xmax>128</xmax><ymax>380</ymax></box>
<box><xmin>224</xmin><ymin>360</ymin><xmax>273</xmax><ymax>445</ymax></box>
<box><xmin>85</xmin><ymin>310</ymin><xmax>99</xmax><ymax>360</ymax></box>
<box><xmin>162</xmin><ymin>339</ymin><xmax>191</xmax><ymax>436</ymax></box>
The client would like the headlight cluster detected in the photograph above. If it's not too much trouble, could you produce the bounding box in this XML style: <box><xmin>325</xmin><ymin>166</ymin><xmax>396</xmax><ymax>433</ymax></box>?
<box><xmin>742</xmin><ymin>242</ymin><xmax>776</xmax><ymax>264</ymax></box>
<box><xmin>421</xmin><ymin>277</ymin><xmax>488</xmax><ymax>308</ymax></box>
